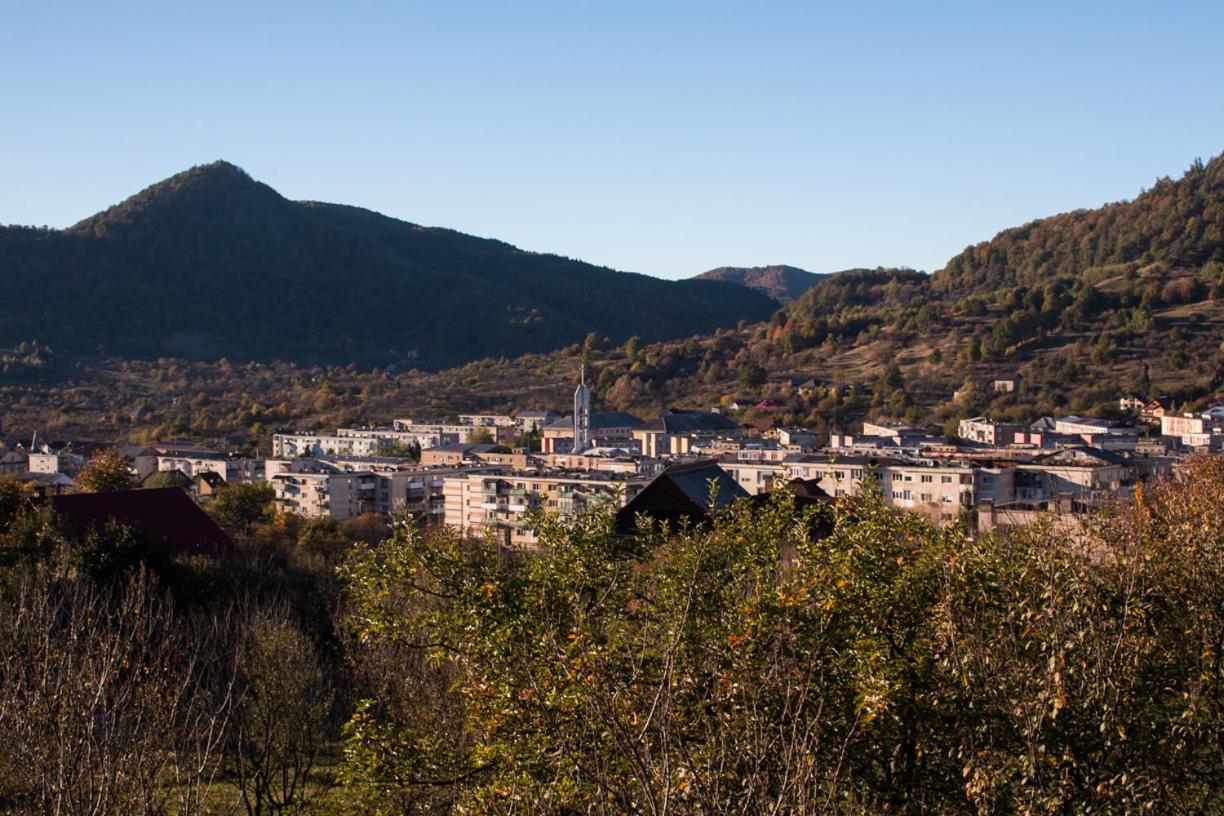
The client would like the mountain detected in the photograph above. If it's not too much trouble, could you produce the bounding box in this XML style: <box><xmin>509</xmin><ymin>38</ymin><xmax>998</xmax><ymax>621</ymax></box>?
<box><xmin>0</xmin><ymin>162</ymin><xmax>777</xmax><ymax>368</ymax></box>
<box><xmin>934</xmin><ymin>155</ymin><xmax>1224</xmax><ymax>295</ymax></box>
<box><xmin>692</xmin><ymin>265</ymin><xmax>825</xmax><ymax>302</ymax></box>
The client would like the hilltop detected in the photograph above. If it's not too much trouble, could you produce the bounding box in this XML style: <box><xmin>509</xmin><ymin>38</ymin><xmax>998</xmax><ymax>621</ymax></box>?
<box><xmin>0</xmin><ymin>162</ymin><xmax>776</xmax><ymax>368</ymax></box>
<box><xmin>692</xmin><ymin>264</ymin><xmax>826</xmax><ymax>302</ymax></box>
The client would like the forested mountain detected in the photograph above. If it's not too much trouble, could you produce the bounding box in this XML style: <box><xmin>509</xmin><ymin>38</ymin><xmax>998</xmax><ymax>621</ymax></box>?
<box><xmin>935</xmin><ymin>155</ymin><xmax>1224</xmax><ymax>294</ymax></box>
<box><xmin>692</xmin><ymin>264</ymin><xmax>825</xmax><ymax>302</ymax></box>
<box><xmin>0</xmin><ymin>162</ymin><xmax>776</xmax><ymax>367</ymax></box>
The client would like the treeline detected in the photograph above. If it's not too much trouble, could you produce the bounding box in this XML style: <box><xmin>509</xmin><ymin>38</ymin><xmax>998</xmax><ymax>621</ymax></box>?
<box><xmin>2</xmin><ymin>458</ymin><xmax>1223</xmax><ymax>813</ymax></box>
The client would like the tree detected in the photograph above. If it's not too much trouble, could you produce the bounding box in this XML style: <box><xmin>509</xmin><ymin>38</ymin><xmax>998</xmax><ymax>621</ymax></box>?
<box><xmin>465</xmin><ymin>428</ymin><xmax>494</xmax><ymax>445</ymax></box>
<box><xmin>737</xmin><ymin>362</ymin><xmax>768</xmax><ymax>389</ymax></box>
<box><xmin>337</xmin><ymin>466</ymin><xmax>1224</xmax><ymax>813</ymax></box>
<box><xmin>208</xmin><ymin>482</ymin><xmax>276</xmax><ymax>535</ymax></box>
<box><xmin>226</xmin><ymin>607</ymin><xmax>334</xmax><ymax>816</ymax></box>
<box><xmin>76</xmin><ymin>448</ymin><xmax>136</xmax><ymax>493</ymax></box>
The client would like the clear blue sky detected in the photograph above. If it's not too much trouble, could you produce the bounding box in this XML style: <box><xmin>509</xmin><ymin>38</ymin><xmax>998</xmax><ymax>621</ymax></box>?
<box><xmin>2</xmin><ymin>1</ymin><xmax>1222</xmax><ymax>278</ymax></box>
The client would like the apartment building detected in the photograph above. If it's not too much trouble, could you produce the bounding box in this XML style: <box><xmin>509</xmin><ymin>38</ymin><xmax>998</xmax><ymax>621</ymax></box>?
<box><xmin>443</xmin><ymin>469</ymin><xmax>645</xmax><ymax>548</ymax></box>
<box><xmin>1015</xmin><ymin>447</ymin><xmax>1135</xmax><ymax>502</ymax></box>
<box><xmin>958</xmin><ymin>417</ymin><xmax>1023</xmax><ymax>446</ymax></box>
<box><xmin>328</xmin><ymin>466</ymin><xmax>482</xmax><ymax>525</ymax></box>
<box><xmin>155</xmin><ymin>450</ymin><xmax>263</xmax><ymax>483</ymax></box>
<box><xmin>268</xmin><ymin>459</ymin><xmax>337</xmax><ymax>517</ymax></box>
<box><xmin>457</xmin><ymin>414</ymin><xmax>516</xmax><ymax>428</ymax></box>
<box><xmin>392</xmin><ymin>418</ymin><xmax>481</xmax><ymax>442</ymax></box>
<box><xmin>720</xmin><ymin>454</ymin><xmax>1013</xmax><ymax>520</ymax></box>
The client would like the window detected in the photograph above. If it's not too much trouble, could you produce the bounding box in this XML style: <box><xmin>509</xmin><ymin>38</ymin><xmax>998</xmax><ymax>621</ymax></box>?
<box><xmin>852</xmin><ymin>469</ymin><xmax>864</xmax><ymax>479</ymax></box>
<box><xmin>892</xmin><ymin>473</ymin><xmax>903</xmax><ymax>482</ymax></box>
<box><xmin>920</xmin><ymin>493</ymin><xmax>932</xmax><ymax>502</ymax></box>
<box><xmin>941</xmin><ymin>475</ymin><xmax>953</xmax><ymax>484</ymax></box>
<box><xmin>920</xmin><ymin>474</ymin><xmax>932</xmax><ymax>483</ymax></box>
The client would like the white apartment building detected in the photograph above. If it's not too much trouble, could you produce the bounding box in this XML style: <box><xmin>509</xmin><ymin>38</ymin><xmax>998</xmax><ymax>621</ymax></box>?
<box><xmin>443</xmin><ymin>469</ymin><xmax>645</xmax><ymax>548</ymax></box>
<box><xmin>720</xmin><ymin>454</ymin><xmax>1013</xmax><ymax>520</ymax></box>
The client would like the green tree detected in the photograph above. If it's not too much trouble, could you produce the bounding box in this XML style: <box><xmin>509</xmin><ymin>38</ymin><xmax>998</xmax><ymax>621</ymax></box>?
<box><xmin>737</xmin><ymin>362</ymin><xmax>768</xmax><ymax>389</ymax></box>
<box><xmin>208</xmin><ymin>482</ymin><xmax>275</xmax><ymax>535</ymax></box>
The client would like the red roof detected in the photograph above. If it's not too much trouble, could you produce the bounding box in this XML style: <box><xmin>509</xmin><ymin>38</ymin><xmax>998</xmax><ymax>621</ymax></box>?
<box><xmin>47</xmin><ymin>488</ymin><xmax>237</xmax><ymax>559</ymax></box>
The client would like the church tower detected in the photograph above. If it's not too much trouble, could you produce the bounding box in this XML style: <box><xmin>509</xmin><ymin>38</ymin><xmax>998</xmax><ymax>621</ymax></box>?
<box><xmin>573</xmin><ymin>365</ymin><xmax>591</xmax><ymax>453</ymax></box>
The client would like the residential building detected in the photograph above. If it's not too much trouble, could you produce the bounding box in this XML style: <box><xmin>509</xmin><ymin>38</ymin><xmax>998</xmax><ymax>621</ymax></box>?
<box><xmin>443</xmin><ymin>469</ymin><xmax>645</xmax><ymax>548</ymax></box>
<box><xmin>958</xmin><ymin>417</ymin><xmax>1023</xmax><ymax>446</ymax></box>
<box><xmin>632</xmin><ymin>409</ymin><xmax>743</xmax><ymax>458</ymax></box>
<box><xmin>268</xmin><ymin>459</ymin><xmax>337</xmax><ymax>517</ymax></box>
<box><xmin>993</xmin><ymin>373</ymin><xmax>1022</xmax><ymax>393</ymax></box>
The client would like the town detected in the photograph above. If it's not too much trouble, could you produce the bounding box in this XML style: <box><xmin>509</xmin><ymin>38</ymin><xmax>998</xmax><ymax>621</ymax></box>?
<box><xmin>2</xmin><ymin>368</ymin><xmax>1210</xmax><ymax>542</ymax></box>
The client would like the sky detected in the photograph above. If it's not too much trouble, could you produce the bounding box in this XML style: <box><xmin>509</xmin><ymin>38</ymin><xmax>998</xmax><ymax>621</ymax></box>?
<box><xmin>2</xmin><ymin>1</ymin><xmax>1222</xmax><ymax>279</ymax></box>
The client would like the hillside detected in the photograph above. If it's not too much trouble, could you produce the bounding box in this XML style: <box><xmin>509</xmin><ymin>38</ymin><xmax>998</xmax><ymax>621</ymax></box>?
<box><xmin>0</xmin><ymin>162</ymin><xmax>776</xmax><ymax>368</ymax></box>
<box><xmin>693</xmin><ymin>264</ymin><xmax>825</xmax><ymax>301</ymax></box>
<box><xmin>934</xmin><ymin>155</ymin><xmax>1224</xmax><ymax>294</ymax></box>
<box><xmin>6</xmin><ymin>152</ymin><xmax>1224</xmax><ymax>447</ymax></box>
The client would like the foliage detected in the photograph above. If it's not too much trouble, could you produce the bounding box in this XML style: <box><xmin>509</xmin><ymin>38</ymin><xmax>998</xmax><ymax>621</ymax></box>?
<box><xmin>75</xmin><ymin>447</ymin><xmax>136</xmax><ymax>493</ymax></box>
<box><xmin>337</xmin><ymin>465</ymin><xmax>1224</xmax><ymax>813</ymax></box>
<box><xmin>209</xmin><ymin>481</ymin><xmax>276</xmax><ymax>535</ymax></box>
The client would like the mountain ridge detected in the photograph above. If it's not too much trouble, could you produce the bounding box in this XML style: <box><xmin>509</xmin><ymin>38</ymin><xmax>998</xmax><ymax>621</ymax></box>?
<box><xmin>0</xmin><ymin>162</ymin><xmax>777</xmax><ymax>368</ymax></box>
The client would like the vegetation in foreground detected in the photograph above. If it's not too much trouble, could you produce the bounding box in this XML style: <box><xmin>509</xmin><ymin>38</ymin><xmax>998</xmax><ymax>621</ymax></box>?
<box><xmin>0</xmin><ymin>458</ymin><xmax>1222</xmax><ymax>814</ymax></box>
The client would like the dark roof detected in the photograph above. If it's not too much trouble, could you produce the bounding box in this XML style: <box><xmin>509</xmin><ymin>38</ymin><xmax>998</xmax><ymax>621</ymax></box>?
<box><xmin>614</xmin><ymin>460</ymin><xmax>747</xmax><ymax>535</ymax></box>
<box><xmin>140</xmin><ymin>469</ymin><xmax>192</xmax><ymax>488</ymax></box>
<box><xmin>639</xmin><ymin>409</ymin><xmax>742</xmax><ymax>434</ymax></box>
<box><xmin>47</xmin><ymin>488</ymin><xmax>236</xmax><ymax>558</ymax></box>
<box><xmin>544</xmin><ymin>412</ymin><xmax>644</xmax><ymax>431</ymax></box>
<box><xmin>194</xmin><ymin>471</ymin><xmax>227</xmax><ymax>488</ymax></box>
<box><xmin>429</xmin><ymin>442</ymin><xmax>509</xmax><ymax>454</ymax></box>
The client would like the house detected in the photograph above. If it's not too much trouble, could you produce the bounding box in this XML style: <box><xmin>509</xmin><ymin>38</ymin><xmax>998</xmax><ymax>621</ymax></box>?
<box><xmin>419</xmin><ymin>442</ymin><xmax>512</xmax><ymax>467</ymax></box>
<box><xmin>993</xmin><ymin>373</ymin><xmax>1022</xmax><ymax>393</ymax></box>
<box><xmin>1119</xmin><ymin>394</ymin><xmax>1147</xmax><ymax>413</ymax></box>
<box><xmin>192</xmin><ymin>471</ymin><xmax>227</xmax><ymax>499</ymax></box>
<box><xmin>46</xmin><ymin>488</ymin><xmax>236</xmax><ymax>559</ymax></box>
<box><xmin>1140</xmin><ymin>396</ymin><xmax>1173</xmax><ymax>422</ymax></box>
<box><xmin>0</xmin><ymin>449</ymin><xmax>26</xmax><ymax>475</ymax></box>
<box><xmin>795</xmin><ymin>378</ymin><xmax>822</xmax><ymax>397</ymax></box>
<box><xmin>613</xmin><ymin>460</ymin><xmax>747</xmax><ymax>535</ymax></box>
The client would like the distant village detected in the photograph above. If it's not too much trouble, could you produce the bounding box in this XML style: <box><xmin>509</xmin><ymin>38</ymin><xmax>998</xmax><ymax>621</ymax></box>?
<box><xmin>2</xmin><ymin>367</ymin><xmax>1215</xmax><ymax>542</ymax></box>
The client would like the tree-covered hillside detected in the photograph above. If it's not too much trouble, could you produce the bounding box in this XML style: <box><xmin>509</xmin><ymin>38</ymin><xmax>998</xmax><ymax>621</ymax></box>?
<box><xmin>0</xmin><ymin>162</ymin><xmax>776</xmax><ymax>367</ymax></box>
<box><xmin>935</xmin><ymin>155</ymin><xmax>1224</xmax><ymax>294</ymax></box>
